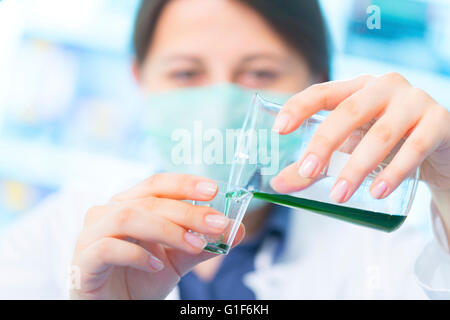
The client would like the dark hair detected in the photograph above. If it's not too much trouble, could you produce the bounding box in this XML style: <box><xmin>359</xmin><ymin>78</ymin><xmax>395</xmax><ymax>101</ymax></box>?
<box><xmin>133</xmin><ymin>0</ymin><xmax>330</xmax><ymax>81</ymax></box>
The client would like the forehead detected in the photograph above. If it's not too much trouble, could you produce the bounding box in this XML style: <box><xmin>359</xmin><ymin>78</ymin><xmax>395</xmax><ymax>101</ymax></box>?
<box><xmin>146</xmin><ymin>0</ymin><xmax>293</xmax><ymax>61</ymax></box>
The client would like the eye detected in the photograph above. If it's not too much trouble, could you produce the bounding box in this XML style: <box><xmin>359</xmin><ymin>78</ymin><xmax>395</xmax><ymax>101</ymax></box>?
<box><xmin>170</xmin><ymin>70</ymin><xmax>200</xmax><ymax>80</ymax></box>
<box><xmin>238</xmin><ymin>69</ymin><xmax>280</xmax><ymax>88</ymax></box>
<box><xmin>167</xmin><ymin>68</ymin><xmax>205</xmax><ymax>87</ymax></box>
<box><xmin>247</xmin><ymin>70</ymin><xmax>278</xmax><ymax>80</ymax></box>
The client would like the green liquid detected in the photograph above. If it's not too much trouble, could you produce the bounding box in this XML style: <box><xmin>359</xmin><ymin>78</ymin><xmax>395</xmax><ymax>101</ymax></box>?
<box><xmin>203</xmin><ymin>243</ymin><xmax>230</xmax><ymax>254</ymax></box>
<box><xmin>252</xmin><ymin>192</ymin><xmax>406</xmax><ymax>232</ymax></box>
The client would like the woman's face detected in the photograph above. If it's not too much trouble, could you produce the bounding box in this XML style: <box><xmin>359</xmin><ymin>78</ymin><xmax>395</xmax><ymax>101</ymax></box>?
<box><xmin>135</xmin><ymin>0</ymin><xmax>313</xmax><ymax>93</ymax></box>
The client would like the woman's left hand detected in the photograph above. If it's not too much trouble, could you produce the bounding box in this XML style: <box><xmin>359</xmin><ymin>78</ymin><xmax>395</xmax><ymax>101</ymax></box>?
<box><xmin>271</xmin><ymin>72</ymin><xmax>450</xmax><ymax>213</ymax></box>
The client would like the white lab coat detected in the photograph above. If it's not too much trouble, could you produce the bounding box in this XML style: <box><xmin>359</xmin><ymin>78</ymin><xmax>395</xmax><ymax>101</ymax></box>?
<box><xmin>0</xmin><ymin>166</ymin><xmax>449</xmax><ymax>300</ymax></box>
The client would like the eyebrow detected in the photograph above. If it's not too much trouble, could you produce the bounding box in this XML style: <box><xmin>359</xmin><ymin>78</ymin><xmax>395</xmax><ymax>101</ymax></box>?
<box><xmin>161</xmin><ymin>55</ymin><xmax>203</xmax><ymax>64</ymax></box>
<box><xmin>240</xmin><ymin>54</ymin><xmax>290</xmax><ymax>64</ymax></box>
<box><xmin>159</xmin><ymin>53</ymin><xmax>292</xmax><ymax>69</ymax></box>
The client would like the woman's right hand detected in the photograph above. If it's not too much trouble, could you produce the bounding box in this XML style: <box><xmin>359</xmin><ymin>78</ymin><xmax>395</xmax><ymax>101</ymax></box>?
<box><xmin>70</xmin><ymin>173</ymin><xmax>245</xmax><ymax>299</ymax></box>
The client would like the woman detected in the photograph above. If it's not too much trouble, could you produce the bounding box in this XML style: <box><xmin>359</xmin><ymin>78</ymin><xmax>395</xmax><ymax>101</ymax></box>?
<box><xmin>1</xmin><ymin>0</ymin><xmax>449</xmax><ymax>299</ymax></box>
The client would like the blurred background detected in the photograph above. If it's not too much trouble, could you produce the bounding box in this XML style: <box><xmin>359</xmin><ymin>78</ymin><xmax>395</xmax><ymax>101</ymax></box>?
<box><xmin>0</xmin><ymin>0</ymin><xmax>449</xmax><ymax>233</ymax></box>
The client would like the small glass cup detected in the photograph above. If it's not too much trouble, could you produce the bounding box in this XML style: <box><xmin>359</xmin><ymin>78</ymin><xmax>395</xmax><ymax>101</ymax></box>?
<box><xmin>189</xmin><ymin>181</ymin><xmax>252</xmax><ymax>254</ymax></box>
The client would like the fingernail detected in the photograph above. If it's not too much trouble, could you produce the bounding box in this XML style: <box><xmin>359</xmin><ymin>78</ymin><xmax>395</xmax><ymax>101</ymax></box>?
<box><xmin>272</xmin><ymin>113</ymin><xmax>290</xmax><ymax>133</ymax></box>
<box><xmin>330</xmin><ymin>179</ymin><xmax>350</xmax><ymax>203</ymax></box>
<box><xmin>196</xmin><ymin>181</ymin><xmax>217</xmax><ymax>196</ymax></box>
<box><xmin>149</xmin><ymin>255</ymin><xmax>164</xmax><ymax>271</ymax></box>
<box><xmin>298</xmin><ymin>154</ymin><xmax>319</xmax><ymax>178</ymax></box>
<box><xmin>371</xmin><ymin>180</ymin><xmax>388</xmax><ymax>199</ymax></box>
<box><xmin>184</xmin><ymin>232</ymin><xmax>207</xmax><ymax>249</ymax></box>
<box><xmin>205</xmin><ymin>214</ymin><xmax>228</xmax><ymax>229</ymax></box>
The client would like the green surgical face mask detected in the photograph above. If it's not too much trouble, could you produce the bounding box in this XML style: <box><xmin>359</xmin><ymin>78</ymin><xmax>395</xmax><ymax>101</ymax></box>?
<box><xmin>139</xmin><ymin>84</ymin><xmax>292</xmax><ymax>182</ymax></box>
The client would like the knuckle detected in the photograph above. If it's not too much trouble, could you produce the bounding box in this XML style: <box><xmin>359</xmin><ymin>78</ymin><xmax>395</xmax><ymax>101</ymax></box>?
<box><xmin>174</xmin><ymin>174</ymin><xmax>191</xmax><ymax>191</ymax></box>
<box><xmin>312</xmin><ymin>132</ymin><xmax>335</xmax><ymax>151</ymax></box>
<box><xmin>382</xmin><ymin>72</ymin><xmax>408</xmax><ymax>85</ymax></box>
<box><xmin>128</xmin><ymin>247</ymin><xmax>142</xmax><ymax>262</ymax></box>
<box><xmin>113</xmin><ymin>206</ymin><xmax>135</xmax><ymax>229</ymax></box>
<box><xmin>183</xmin><ymin>204</ymin><xmax>200</xmax><ymax>224</ymax></box>
<box><xmin>405</xmin><ymin>87</ymin><xmax>428</xmax><ymax>107</ymax></box>
<box><xmin>147</xmin><ymin>173</ymin><xmax>163</xmax><ymax>188</ymax></box>
<box><xmin>408</xmin><ymin>137</ymin><xmax>429</xmax><ymax>157</ymax></box>
<box><xmin>437</xmin><ymin>104</ymin><xmax>450</xmax><ymax>117</ymax></box>
<box><xmin>408</xmin><ymin>87</ymin><xmax>426</xmax><ymax>100</ymax></box>
<box><xmin>371</xmin><ymin>122</ymin><xmax>392</xmax><ymax>143</ymax></box>
<box><xmin>340</xmin><ymin>98</ymin><xmax>361</xmax><ymax>120</ymax></box>
<box><xmin>95</xmin><ymin>238</ymin><xmax>111</xmax><ymax>260</ymax></box>
<box><xmin>386</xmin><ymin>162</ymin><xmax>405</xmax><ymax>181</ymax></box>
<box><xmin>347</xmin><ymin>161</ymin><xmax>367</xmax><ymax>178</ymax></box>
<box><xmin>143</xmin><ymin>196</ymin><xmax>159</xmax><ymax>212</ymax></box>
<box><xmin>308</xmin><ymin>83</ymin><xmax>325</xmax><ymax>95</ymax></box>
<box><xmin>284</xmin><ymin>95</ymin><xmax>300</xmax><ymax>111</ymax></box>
<box><xmin>159</xmin><ymin>219</ymin><xmax>175</xmax><ymax>238</ymax></box>
<box><xmin>358</xmin><ymin>74</ymin><xmax>375</xmax><ymax>83</ymax></box>
<box><xmin>310</xmin><ymin>83</ymin><xmax>331</xmax><ymax>107</ymax></box>
<box><xmin>432</xmin><ymin>104</ymin><xmax>450</xmax><ymax>125</ymax></box>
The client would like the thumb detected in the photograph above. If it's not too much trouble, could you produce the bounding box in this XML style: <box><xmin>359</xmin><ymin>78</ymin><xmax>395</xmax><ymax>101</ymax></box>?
<box><xmin>166</xmin><ymin>223</ymin><xmax>246</xmax><ymax>277</ymax></box>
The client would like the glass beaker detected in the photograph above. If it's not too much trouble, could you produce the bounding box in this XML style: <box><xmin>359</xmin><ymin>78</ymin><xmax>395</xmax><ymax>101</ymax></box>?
<box><xmin>189</xmin><ymin>181</ymin><xmax>252</xmax><ymax>254</ymax></box>
<box><xmin>229</xmin><ymin>94</ymin><xmax>420</xmax><ymax>232</ymax></box>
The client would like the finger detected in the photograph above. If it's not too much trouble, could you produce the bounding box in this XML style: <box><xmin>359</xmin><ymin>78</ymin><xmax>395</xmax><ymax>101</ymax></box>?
<box><xmin>270</xmin><ymin>130</ymin><xmax>363</xmax><ymax>194</ymax></box>
<box><xmin>329</xmin><ymin>92</ymin><xmax>426</xmax><ymax>202</ymax></box>
<box><xmin>273</xmin><ymin>75</ymin><xmax>374</xmax><ymax>134</ymax></box>
<box><xmin>270</xmin><ymin>162</ymin><xmax>314</xmax><ymax>193</ymax></box>
<box><xmin>165</xmin><ymin>223</ymin><xmax>246</xmax><ymax>277</ymax></box>
<box><xmin>83</xmin><ymin>205</ymin><xmax>108</xmax><ymax>226</ymax></box>
<box><xmin>369</xmin><ymin>108</ymin><xmax>445</xmax><ymax>199</ymax></box>
<box><xmin>111</xmin><ymin>173</ymin><xmax>218</xmax><ymax>202</ymax></box>
<box><xmin>137</xmin><ymin>197</ymin><xmax>229</xmax><ymax>234</ymax></box>
<box><xmin>296</xmin><ymin>77</ymin><xmax>401</xmax><ymax>181</ymax></box>
<box><xmin>75</xmin><ymin>238</ymin><xmax>164</xmax><ymax>278</ymax></box>
<box><xmin>82</xmin><ymin>205</ymin><xmax>209</xmax><ymax>254</ymax></box>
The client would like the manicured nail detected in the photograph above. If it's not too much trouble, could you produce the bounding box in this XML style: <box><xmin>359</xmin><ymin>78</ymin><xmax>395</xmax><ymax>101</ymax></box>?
<box><xmin>205</xmin><ymin>214</ymin><xmax>228</xmax><ymax>229</ymax></box>
<box><xmin>149</xmin><ymin>255</ymin><xmax>164</xmax><ymax>271</ymax></box>
<box><xmin>196</xmin><ymin>181</ymin><xmax>217</xmax><ymax>196</ymax></box>
<box><xmin>371</xmin><ymin>180</ymin><xmax>388</xmax><ymax>199</ymax></box>
<box><xmin>184</xmin><ymin>232</ymin><xmax>207</xmax><ymax>249</ymax></box>
<box><xmin>330</xmin><ymin>179</ymin><xmax>350</xmax><ymax>203</ymax></box>
<box><xmin>298</xmin><ymin>154</ymin><xmax>320</xmax><ymax>178</ymax></box>
<box><xmin>272</xmin><ymin>113</ymin><xmax>290</xmax><ymax>133</ymax></box>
